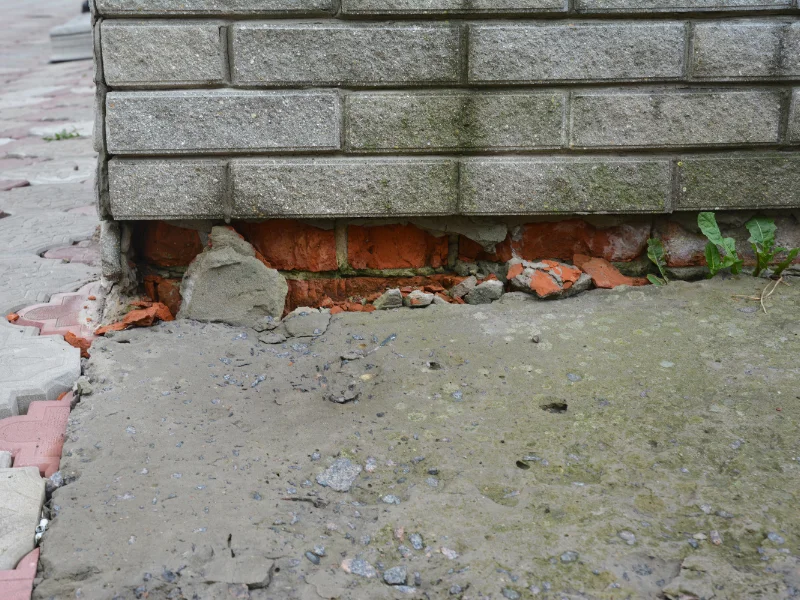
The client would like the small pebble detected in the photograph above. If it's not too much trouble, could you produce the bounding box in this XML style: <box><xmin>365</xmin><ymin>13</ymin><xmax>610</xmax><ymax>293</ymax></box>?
<box><xmin>382</xmin><ymin>495</ymin><xmax>401</xmax><ymax>505</ymax></box>
<box><xmin>502</xmin><ymin>589</ymin><xmax>521</xmax><ymax>600</ymax></box>
<box><xmin>767</xmin><ymin>532</ymin><xmax>785</xmax><ymax>545</ymax></box>
<box><xmin>560</xmin><ymin>551</ymin><xmax>579</xmax><ymax>563</ymax></box>
<box><xmin>618</xmin><ymin>531</ymin><xmax>636</xmax><ymax>545</ymax></box>
<box><xmin>305</xmin><ymin>551</ymin><xmax>320</xmax><ymax>565</ymax></box>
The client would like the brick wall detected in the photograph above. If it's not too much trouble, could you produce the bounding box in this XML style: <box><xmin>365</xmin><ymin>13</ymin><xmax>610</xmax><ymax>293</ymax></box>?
<box><xmin>93</xmin><ymin>0</ymin><xmax>800</xmax><ymax>300</ymax></box>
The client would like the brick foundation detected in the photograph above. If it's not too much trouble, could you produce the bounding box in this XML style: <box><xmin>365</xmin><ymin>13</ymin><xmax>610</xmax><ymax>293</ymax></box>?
<box><xmin>132</xmin><ymin>214</ymin><xmax>800</xmax><ymax>314</ymax></box>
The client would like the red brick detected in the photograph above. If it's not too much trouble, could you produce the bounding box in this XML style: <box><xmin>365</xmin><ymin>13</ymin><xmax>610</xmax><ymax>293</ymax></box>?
<box><xmin>529</xmin><ymin>270</ymin><xmax>561</xmax><ymax>296</ymax></box>
<box><xmin>514</xmin><ymin>220</ymin><xmax>650</xmax><ymax>263</ymax></box>
<box><xmin>348</xmin><ymin>224</ymin><xmax>448</xmax><ymax>270</ymax></box>
<box><xmin>458</xmin><ymin>236</ymin><xmax>513</xmax><ymax>263</ymax></box>
<box><xmin>143</xmin><ymin>276</ymin><xmax>183</xmax><ymax>317</ymax></box>
<box><xmin>0</xmin><ymin>547</ymin><xmax>38</xmax><ymax>600</ymax></box>
<box><xmin>237</xmin><ymin>220</ymin><xmax>337</xmax><ymax>272</ymax></box>
<box><xmin>656</xmin><ymin>221</ymin><xmax>707</xmax><ymax>267</ymax></box>
<box><xmin>135</xmin><ymin>221</ymin><xmax>203</xmax><ymax>267</ymax></box>
<box><xmin>573</xmin><ymin>254</ymin><xmax>648</xmax><ymax>289</ymax></box>
<box><xmin>0</xmin><ymin>401</ymin><xmax>69</xmax><ymax>477</ymax></box>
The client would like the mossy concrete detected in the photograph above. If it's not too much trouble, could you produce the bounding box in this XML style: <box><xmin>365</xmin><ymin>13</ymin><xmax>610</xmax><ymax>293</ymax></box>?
<box><xmin>35</xmin><ymin>277</ymin><xmax>800</xmax><ymax>598</ymax></box>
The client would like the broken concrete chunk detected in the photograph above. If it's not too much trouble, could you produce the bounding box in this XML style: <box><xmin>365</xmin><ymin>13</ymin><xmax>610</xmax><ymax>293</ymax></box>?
<box><xmin>253</xmin><ymin>316</ymin><xmax>279</xmax><ymax>332</ymax></box>
<box><xmin>258</xmin><ymin>332</ymin><xmax>287</xmax><ymax>345</ymax></box>
<box><xmin>282</xmin><ymin>307</ymin><xmax>330</xmax><ymax>338</ymax></box>
<box><xmin>373</xmin><ymin>289</ymin><xmax>403</xmax><ymax>310</ymax></box>
<box><xmin>508</xmin><ymin>259</ymin><xmax>591</xmax><ymax>300</ymax></box>
<box><xmin>178</xmin><ymin>226</ymin><xmax>288</xmax><ymax>327</ymax></box>
<box><xmin>403</xmin><ymin>290</ymin><xmax>434</xmax><ymax>308</ymax></box>
<box><xmin>0</xmin><ymin>467</ymin><xmax>45</xmax><ymax>570</ymax></box>
<box><xmin>465</xmin><ymin>280</ymin><xmax>505</xmax><ymax>305</ymax></box>
<box><xmin>203</xmin><ymin>555</ymin><xmax>273</xmax><ymax>588</ymax></box>
<box><xmin>316</xmin><ymin>458</ymin><xmax>362</xmax><ymax>492</ymax></box>
<box><xmin>449</xmin><ymin>276</ymin><xmax>477</xmax><ymax>299</ymax></box>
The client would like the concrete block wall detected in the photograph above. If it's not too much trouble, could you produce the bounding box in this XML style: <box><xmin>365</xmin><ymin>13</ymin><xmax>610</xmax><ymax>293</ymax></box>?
<box><xmin>92</xmin><ymin>0</ymin><xmax>800</xmax><ymax>306</ymax></box>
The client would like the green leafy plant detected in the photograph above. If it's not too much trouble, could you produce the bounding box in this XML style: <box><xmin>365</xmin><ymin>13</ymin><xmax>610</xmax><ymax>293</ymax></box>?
<box><xmin>698</xmin><ymin>212</ymin><xmax>743</xmax><ymax>277</ymax></box>
<box><xmin>646</xmin><ymin>238</ymin><xmax>669</xmax><ymax>286</ymax></box>
<box><xmin>745</xmin><ymin>216</ymin><xmax>800</xmax><ymax>278</ymax></box>
<box><xmin>43</xmin><ymin>128</ymin><xmax>80</xmax><ymax>142</ymax></box>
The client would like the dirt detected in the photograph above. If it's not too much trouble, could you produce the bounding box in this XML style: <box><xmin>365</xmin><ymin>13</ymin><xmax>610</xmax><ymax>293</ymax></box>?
<box><xmin>34</xmin><ymin>278</ymin><xmax>800</xmax><ymax>599</ymax></box>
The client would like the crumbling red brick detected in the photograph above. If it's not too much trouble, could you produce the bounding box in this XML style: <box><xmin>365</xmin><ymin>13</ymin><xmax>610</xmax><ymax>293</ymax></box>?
<box><xmin>135</xmin><ymin>221</ymin><xmax>203</xmax><ymax>267</ymax></box>
<box><xmin>237</xmin><ymin>220</ymin><xmax>337</xmax><ymax>272</ymax></box>
<box><xmin>514</xmin><ymin>220</ymin><xmax>650</xmax><ymax>263</ymax></box>
<box><xmin>458</xmin><ymin>236</ymin><xmax>514</xmax><ymax>263</ymax></box>
<box><xmin>573</xmin><ymin>254</ymin><xmax>648</xmax><ymax>288</ymax></box>
<box><xmin>348</xmin><ymin>224</ymin><xmax>448</xmax><ymax>270</ymax></box>
<box><xmin>95</xmin><ymin>302</ymin><xmax>174</xmax><ymax>336</ymax></box>
<box><xmin>64</xmin><ymin>331</ymin><xmax>91</xmax><ymax>359</ymax></box>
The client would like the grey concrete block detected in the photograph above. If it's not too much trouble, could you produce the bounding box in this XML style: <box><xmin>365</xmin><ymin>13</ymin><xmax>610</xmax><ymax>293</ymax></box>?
<box><xmin>108</xmin><ymin>159</ymin><xmax>226</xmax><ymax>219</ymax></box>
<box><xmin>677</xmin><ymin>154</ymin><xmax>800</xmax><ymax>209</ymax></box>
<box><xmin>231</xmin><ymin>158</ymin><xmax>458</xmax><ymax>217</ymax></box>
<box><xmin>339</xmin><ymin>0</ymin><xmax>566</xmax><ymax>14</ymax></box>
<box><xmin>468</xmin><ymin>22</ymin><xmax>685</xmax><ymax>84</ymax></box>
<box><xmin>231</xmin><ymin>22</ymin><xmax>461</xmax><ymax>86</ymax></box>
<box><xmin>576</xmin><ymin>0</ymin><xmax>791</xmax><ymax>13</ymax></box>
<box><xmin>0</xmin><ymin>336</ymin><xmax>81</xmax><ymax>418</ymax></box>
<box><xmin>106</xmin><ymin>90</ymin><xmax>340</xmax><ymax>154</ymax></box>
<box><xmin>345</xmin><ymin>91</ymin><xmax>565</xmax><ymax>152</ymax></box>
<box><xmin>460</xmin><ymin>157</ymin><xmax>671</xmax><ymax>214</ymax></box>
<box><xmin>791</xmin><ymin>89</ymin><xmax>800</xmax><ymax>143</ymax></box>
<box><xmin>101</xmin><ymin>21</ymin><xmax>226</xmax><ymax>87</ymax></box>
<box><xmin>100</xmin><ymin>220</ymin><xmax>122</xmax><ymax>280</ymax></box>
<box><xmin>96</xmin><ymin>0</ymin><xmax>333</xmax><ymax>15</ymax></box>
<box><xmin>692</xmin><ymin>21</ymin><xmax>800</xmax><ymax>80</ymax></box>
<box><xmin>0</xmin><ymin>467</ymin><xmax>45</xmax><ymax>570</ymax></box>
<box><xmin>570</xmin><ymin>90</ymin><xmax>782</xmax><ymax>148</ymax></box>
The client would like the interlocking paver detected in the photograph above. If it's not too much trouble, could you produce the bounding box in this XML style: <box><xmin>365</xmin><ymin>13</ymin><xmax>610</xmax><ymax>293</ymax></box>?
<box><xmin>0</xmin><ymin>335</ymin><xmax>80</xmax><ymax>418</ymax></box>
<box><xmin>0</xmin><ymin>548</ymin><xmax>39</xmax><ymax>600</ymax></box>
<box><xmin>15</xmin><ymin>281</ymin><xmax>101</xmax><ymax>338</ymax></box>
<box><xmin>0</xmin><ymin>401</ymin><xmax>69</xmax><ymax>477</ymax></box>
<box><xmin>0</xmin><ymin>212</ymin><xmax>97</xmax><ymax>255</ymax></box>
<box><xmin>0</xmin><ymin>467</ymin><xmax>44</xmax><ymax>571</ymax></box>
<box><xmin>0</xmin><ymin>255</ymin><xmax>97</xmax><ymax>314</ymax></box>
<box><xmin>42</xmin><ymin>239</ymin><xmax>100</xmax><ymax>266</ymax></box>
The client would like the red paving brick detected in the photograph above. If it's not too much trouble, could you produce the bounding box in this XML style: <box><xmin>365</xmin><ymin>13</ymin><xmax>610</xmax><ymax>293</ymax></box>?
<box><xmin>42</xmin><ymin>240</ymin><xmax>100</xmax><ymax>266</ymax></box>
<box><xmin>0</xmin><ymin>547</ymin><xmax>38</xmax><ymax>600</ymax></box>
<box><xmin>14</xmin><ymin>281</ymin><xmax>100</xmax><ymax>339</ymax></box>
<box><xmin>0</xmin><ymin>400</ymin><xmax>69</xmax><ymax>477</ymax></box>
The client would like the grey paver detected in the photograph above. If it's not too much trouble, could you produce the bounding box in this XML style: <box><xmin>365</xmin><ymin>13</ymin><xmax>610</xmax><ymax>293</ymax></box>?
<box><xmin>0</xmin><ymin>335</ymin><xmax>81</xmax><ymax>418</ymax></box>
<box><xmin>0</xmin><ymin>212</ymin><xmax>98</xmax><ymax>255</ymax></box>
<box><xmin>0</xmin><ymin>255</ymin><xmax>98</xmax><ymax>313</ymax></box>
<box><xmin>0</xmin><ymin>467</ymin><xmax>45</xmax><ymax>570</ymax></box>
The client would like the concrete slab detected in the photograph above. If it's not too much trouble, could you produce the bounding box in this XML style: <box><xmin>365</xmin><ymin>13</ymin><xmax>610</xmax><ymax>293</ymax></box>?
<box><xmin>0</xmin><ymin>548</ymin><xmax>39</xmax><ymax>600</ymax></box>
<box><xmin>33</xmin><ymin>278</ymin><xmax>800</xmax><ymax>599</ymax></box>
<box><xmin>0</xmin><ymin>335</ymin><xmax>80</xmax><ymax>418</ymax></box>
<box><xmin>15</xmin><ymin>281</ymin><xmax>102</xmax><ymax>339</ymax></box>
<box><xmin>0</xmin><ymin>401</ymin><xmax>70</xmax><ymax>477</ymax></box>
<box><xmin>0</xmin><ymin>467</ymin><xmax>44</xmax><ymax>571</ymax></box>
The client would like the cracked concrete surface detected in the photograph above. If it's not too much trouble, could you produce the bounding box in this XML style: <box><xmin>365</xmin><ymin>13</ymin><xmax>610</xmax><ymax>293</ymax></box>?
<box><xmin>35</xmin><ymin>279</ymin><xmax>800</xmax><ymax>599</ymax></box>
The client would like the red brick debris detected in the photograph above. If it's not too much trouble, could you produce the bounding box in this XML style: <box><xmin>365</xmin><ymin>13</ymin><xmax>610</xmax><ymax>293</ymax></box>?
<box><xmin>95</xmin><ymin>301</ymin><xmax>174</xmax><ymax>336</ymax></box>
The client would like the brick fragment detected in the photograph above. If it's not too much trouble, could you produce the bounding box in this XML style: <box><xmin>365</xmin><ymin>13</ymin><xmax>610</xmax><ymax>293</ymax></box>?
<box><xmin>573</xmin><ymin>254</ymin><xmax>648</xmax><ymax>288</ymax></box>
<box><xmin>135</xmin><ymin>221</ymin><xmax>203</xmax><ymax>267</ymax></box>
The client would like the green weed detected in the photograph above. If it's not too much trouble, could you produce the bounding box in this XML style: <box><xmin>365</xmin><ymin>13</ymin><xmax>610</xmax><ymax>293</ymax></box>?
<box><xmin>698</xmin><ymin>212</ymin><xmax>743</xmax><ymax>277</ymax></box>
<box><xmin>645</xmin><ymin>238</ymin><xmax>669</xmax><ymax>286</ymax></box>
<box><xmin>43</xmin><ymin>128</ymin><xmax>80</xmax><ymax>142</ymax></box>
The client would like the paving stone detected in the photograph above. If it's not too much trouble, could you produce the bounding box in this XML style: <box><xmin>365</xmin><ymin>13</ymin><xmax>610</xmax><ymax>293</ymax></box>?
<box><xmin>0</xmin><ymin>452</ymin><xmax>11</xmax><ymax>468</ymax></box>
<box><xmin>0</xmin><ymin>255</ymin><xmax>98</xmax><ymax>314</ymax></box>
<box><xmin>101</xmin><ymin>21</ymin><xmax>227</xmax><ymax>87</ymax></box>
<box><xmin>0</xmin><ymin>211</ymin><xmax>97</xmax><ymax>255</ymax></box>
<box><xmin>106</xmin><ymin>90</ymin><xmax>341</xmax><ymax>154</ymax></box>
<box><xmin>0</xmin><ymin>319</ymin><xmax>38</xmax><ymax>345</ymax></box>
<box><xmin>42</xmin><ymin>240</ymin><xmax>100</xmax><ymax>266</ymax></box>
<box><xmin>0</xmin><ymin>546</ymin><xmax>38</xmax><ymax>600</ymax></box>
<box><xmin>231</xmin><ymin>22</ymin><xmax>461</xmax><ymax>86</ymax></box>
<box><xmin>15</xmin><ymin>281</ymin><xmax>102</xmax><ymax>339</ymax></box>
<box><xmin>0</xmin><ymin>183</ymin><xmax>93</xmax><ymax>214</ymax></box>
<box><xmin>0</xmin><ymin>336</ymin><xmax>80</xmax><ymax>418</ymax></box>
<box><xmin>0</xmin><ymin>401</ymin><xmax>69</xmax><ymax>477</ymax></box>
<box><xmin>0</xmin><ymin>467</ymin><xmax>45</xmax><ymax>571</ymax></box>
<box><xmin>469</xmin><ymin>22</ymin><xmax>685</xmax><ymax>84</ymax></box>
